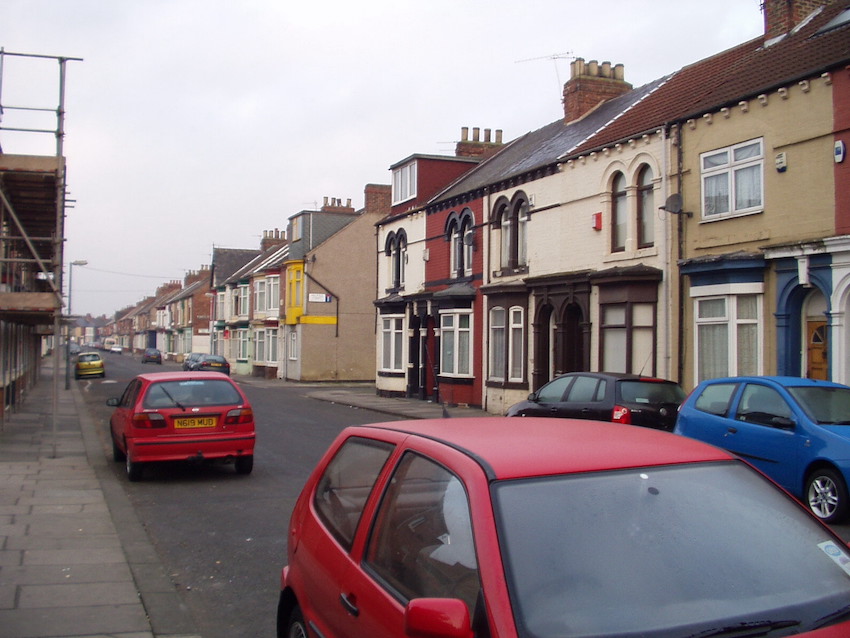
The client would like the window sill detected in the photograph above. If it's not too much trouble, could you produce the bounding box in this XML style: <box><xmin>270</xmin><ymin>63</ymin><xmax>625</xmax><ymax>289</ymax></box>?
<box><xmin>700</xmin><ymin>208</ymin><xmax>763</xmax><ymax>223</ymax></box>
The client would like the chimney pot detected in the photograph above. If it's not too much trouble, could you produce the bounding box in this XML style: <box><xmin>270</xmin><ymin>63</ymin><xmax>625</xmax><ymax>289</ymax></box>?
<box><xmin>461</xmin><ymin>126</ymin><xmax>469</xmax><ymax>141</ymax></box>
<box><xmin>601</xmin><ymin>61</ymin><xmax>612</xmax><ymax>78</ymax></box>
<box><xmin>484</xmin><ymin>128</ymin><xmax>491</xmax><ymax>142</ymax></box>
<box><xmin>323</xmin><ymin>196</ymin><xmax>328</xmax><ymax>207</ymax></box>
<box><xmin>588</xmin><ymin>60</ymin><xmax>599</xmax><ymax>76</ymax></box>
<box><xmin>473</xmin><ymin>127</ymin><xmax>480</xmax><ymax>142</ymax></box>
<box><xmin>496</xmin><ymin>129</ymin><xmax>503</xmax><ymax>144</ymax></box>
<box><xmin>346</xmin><ymin>198</ymin><xmax>352</xmax><ymax>207</ymax></box>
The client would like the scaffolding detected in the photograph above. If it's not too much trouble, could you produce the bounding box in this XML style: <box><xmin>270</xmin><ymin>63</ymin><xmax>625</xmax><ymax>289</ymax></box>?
<box><xmin>0</xmin><ymin>49</ymin><xmax>81</xmax><ymax>444</ymax></box>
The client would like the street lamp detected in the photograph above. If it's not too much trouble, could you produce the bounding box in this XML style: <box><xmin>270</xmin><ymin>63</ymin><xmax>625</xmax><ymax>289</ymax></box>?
<box><xmin>65</xmin><ymin>259</ymin><xmax>88</xmax><ymax>389</ymax></box>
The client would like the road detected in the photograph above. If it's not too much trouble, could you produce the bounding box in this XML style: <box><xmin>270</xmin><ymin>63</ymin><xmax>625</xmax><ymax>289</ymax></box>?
<box><xmin>77</xmin><ymin>350</ymin><xmax>400</xmax><ymax>638</ymax></box>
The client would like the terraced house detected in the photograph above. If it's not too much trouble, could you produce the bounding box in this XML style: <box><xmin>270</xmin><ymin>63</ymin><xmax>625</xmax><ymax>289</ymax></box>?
<box><xmin>374</xmin><ymin>0</ymin><xmax>850</xmax><ymax>411</ymax></box>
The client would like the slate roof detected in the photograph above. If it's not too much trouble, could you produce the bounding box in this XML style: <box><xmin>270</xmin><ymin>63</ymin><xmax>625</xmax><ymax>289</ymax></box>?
<box><xmin>211</xmin><ymin>248</ymin><xmax>261</xmax><ymax>288</ymax></box>
<box><xmin>432</xmin><ymin>2</ymin><xmax>850</xmax><ymax>206</ymax></box>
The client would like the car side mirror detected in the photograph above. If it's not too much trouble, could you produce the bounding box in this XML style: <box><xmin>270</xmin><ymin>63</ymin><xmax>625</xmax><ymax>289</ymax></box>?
<box><xmin>405</xmin><ymin>598</ymin><xmax>473</xmax><ymax>638</ymax></box>
<box><xmin>106</xmin><ymin>398</ymin><xmax>120</xmax><ymax>407</ymax></box>
<box><xmin>528</xmin><ymin>392</ymin><xmax>538</xmax><ymax>402</ymax></box>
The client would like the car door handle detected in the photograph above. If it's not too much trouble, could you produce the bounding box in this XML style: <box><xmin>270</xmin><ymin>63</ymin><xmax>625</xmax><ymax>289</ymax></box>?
<box><xmin>340</xmin><ymin>593</ymin><xmax>360</xmax><ymax>617</ymax></box>
<box><xmin>726</xmin><ymin>427</ymin><xmax>738</xmax><ymax>436</ymax></box>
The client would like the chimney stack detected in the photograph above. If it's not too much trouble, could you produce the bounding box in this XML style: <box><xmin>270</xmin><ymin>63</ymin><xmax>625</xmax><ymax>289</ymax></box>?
<box><xmin>260</xmin><ymin>228</ymin><xmax>288</xmax><ymax>252</ymax></box>
<box><xmin>562</xmin><ymin>58</ymin><xmax>632</xmax><ymax>123</ymax></box>
<box><xmin>762</xmin><ymin>0</ymin><xmax>827</xmax><ymax>41</ymax></box>
<box><xmin>456</xmin><ymin>126</ymin><xmax>505</xmax><ymax>159</ymax></box>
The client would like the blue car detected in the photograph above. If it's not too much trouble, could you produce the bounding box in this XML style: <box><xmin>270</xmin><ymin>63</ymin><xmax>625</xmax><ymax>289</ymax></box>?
<box><xmin>675</xmin><ymin>376</ymin><xmax>850</xmax><ymax>524</ymax></box>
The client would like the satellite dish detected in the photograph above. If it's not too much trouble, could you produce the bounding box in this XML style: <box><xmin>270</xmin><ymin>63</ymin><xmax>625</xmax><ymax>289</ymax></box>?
<box><xmin>661</xmin><ymin>194</ymin><xmax>682</xmax><ymax>214</ymax></box>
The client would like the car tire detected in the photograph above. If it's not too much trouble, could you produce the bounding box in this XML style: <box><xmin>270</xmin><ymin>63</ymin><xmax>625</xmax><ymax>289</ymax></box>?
<box><xmin>806</xmin><ymin>467</ymin><xmax>848</xmax><ymax>523</ymax></box>
<box><xmin>126</xmin><ymin>452</ymin><xmax>143</xmax><ymax>482</ymax></box>
<box><xmin>235</xmin><ymin>455</ymin><xmax>254</xmax><ymax>475</ymax></box>
<box><xmin>111</xmin><ymin>432</ymin><xmax>126</xmax><ymax>462</ymax></box>
<box><xmin>286</xmin><ymin>605</ymin><xmax>307</xmax><ymax>638</ymax></box>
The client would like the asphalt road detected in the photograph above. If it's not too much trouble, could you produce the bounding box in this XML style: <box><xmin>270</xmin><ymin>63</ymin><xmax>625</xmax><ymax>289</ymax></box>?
<box><xmin>77</xmin><ymin>350</ymin><xmax>400</xmax><ymax>638</ymax></box>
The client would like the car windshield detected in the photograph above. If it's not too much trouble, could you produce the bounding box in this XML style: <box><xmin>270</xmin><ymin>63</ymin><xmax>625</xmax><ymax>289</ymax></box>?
<box><xmin>142</xmin><ymin>380</ymin><xmax>241</xmax><ymax>409</ymax></box>
<box><xmin>618</xmin><ymin>380</ymin><xmax>684</xmax><ymax>404</ymax></box>
<box><xmin>787</xmin><ymin>385</ymin><xmax>850</xmax><ymax>425</ymax></box>
<box><xmin>493</xmin><ymin>461</ymin><xmax>850</xmax><ymax>637</ymax></box>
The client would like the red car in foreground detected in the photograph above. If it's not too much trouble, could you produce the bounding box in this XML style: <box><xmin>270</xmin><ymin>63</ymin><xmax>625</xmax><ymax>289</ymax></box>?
<box><xmin>107</xmin><ymin>371</ymin><xmax>255</xmax><ymax>481</ymax></box>
<box><xmin>278</xmin><ymin>417</ymin><xmax>850</xmax><ymax>638</ymax></box>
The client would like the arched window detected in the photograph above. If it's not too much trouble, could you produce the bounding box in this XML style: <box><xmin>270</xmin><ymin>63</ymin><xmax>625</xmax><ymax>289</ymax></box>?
<box><xmin>637</xmin><ymin>165</ymin><xmax>654</xmax><ymax>248</ymax></box>
<box><xmin>384</xmin><ymin>230</ymin><xmax>407</xmax><ymax>291</ymax></box>
<box><xmin>493</xmin><ymin>194</ymin><xmax>529</xmax><ymax>271</ymax></box>
<box><xmin>446</xmin><ymin>209</ymin><xmax>474</xmax><ymax>278</ymax></box>
<box><xmin>611</xmin><ymin>172</ymin><xmax>627</xmax><ymax>252</ymax></box>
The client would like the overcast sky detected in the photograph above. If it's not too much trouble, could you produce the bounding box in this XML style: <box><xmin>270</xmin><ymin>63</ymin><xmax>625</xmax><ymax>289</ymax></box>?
<box><xmin>2</xmin><ymin>0</ymin><xmax>765</xmax><ymax>318</ymax></box>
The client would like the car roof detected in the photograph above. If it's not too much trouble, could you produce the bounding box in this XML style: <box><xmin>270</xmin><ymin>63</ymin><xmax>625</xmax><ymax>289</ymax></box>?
<box><xmin>357</xmin><ymin>417</ymin><xmax>732</xmax><ymax>481</ymax></box>
<box><xmin>699</xmin><ymin>376</ymin><xmax>850</xmax><ymax>389</ymax></box>
<box><xmin>555</xmin><ymin>371</ymin><xmax>677</xmax><ymax>383</ymax></box>
<box><xmin>135</xmin><ymin>371</ymin><xmax>236</xmax><ymax>383</ymax></box>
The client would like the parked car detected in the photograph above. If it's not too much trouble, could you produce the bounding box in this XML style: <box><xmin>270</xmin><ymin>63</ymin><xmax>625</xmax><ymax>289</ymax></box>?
<box><xmin>277</xmin><ymin>417</ymin><xmax>850</xmax><ymax>638</ymax></box>
<box><xmin>194</xmin><ymin>354</ymin><xmax>230</xmax><ymax>375</ymax></box>
<box><xmin>109</xmin><ymin>345</ymin><xmax>122</xmax><ymax>354</ymax></box>
<box><xmin>74</xmin><ymin>352</ymin><xmax>104</xmax><ymax>379</ymax></box>
<box><xmin>106</xmin><ymin>371</ymin><xmax>255</xmax><ymax>481</ymax></box>
<box><xmin>505</xmin><ymin>371</ymin><xmax>685</xmax><ymax>431</ymax></box>
<box><xmin>676</xmin><ymin>375</ymin><xmax>850</xmax><ymax>523</ymax></box>
<box><xmin>182</xmin><ymin>352</ymin><xmax>202</xmax><ymax>371</ymax></box>
<box><xmin>141</xmin><ymin>348</ymin><xmax>162</xmax><ymax>364</ymax></box>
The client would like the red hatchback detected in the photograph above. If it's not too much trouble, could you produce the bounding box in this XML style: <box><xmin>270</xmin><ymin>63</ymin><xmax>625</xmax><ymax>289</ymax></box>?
<box><xmin>278</xmin><ymin>417</ymin><xmax>850</xmax><ymax>638</ymax></box>
<box><xmin>107</xmin><ymin>371</ymin><xmax>255</xmax><ymax>481</ymax></box>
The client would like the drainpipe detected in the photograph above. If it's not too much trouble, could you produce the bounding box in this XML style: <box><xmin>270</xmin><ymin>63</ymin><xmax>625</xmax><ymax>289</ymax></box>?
<box><xmin>675</xmin><ymin>122</ymin><xmax>686</xmax><ymax>385</ymax></box>
<box><xmin>661</xmin><ymin>126</ymin><xmax>672</xmax><ymax>381</ymax></box>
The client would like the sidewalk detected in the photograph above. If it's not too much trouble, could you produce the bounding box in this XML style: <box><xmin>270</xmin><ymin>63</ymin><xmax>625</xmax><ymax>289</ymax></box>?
<box><xmin>0</xmin><ymin>361</ymin><xmax>490</xmax><ymax>638</ymax></box>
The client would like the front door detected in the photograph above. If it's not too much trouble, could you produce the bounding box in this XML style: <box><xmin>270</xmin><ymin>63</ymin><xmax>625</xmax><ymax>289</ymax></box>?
<box><xmin>806</xmin><ymin>320</ymin><xmax>828</xmax><ymax>380</ymax></box>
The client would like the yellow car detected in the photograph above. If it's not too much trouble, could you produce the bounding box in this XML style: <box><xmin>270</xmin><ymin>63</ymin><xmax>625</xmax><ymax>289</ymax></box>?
<box><xmin>75</xmin><ymin>352</ymin><xmax>105</xmax><ymax>379</ymax></box>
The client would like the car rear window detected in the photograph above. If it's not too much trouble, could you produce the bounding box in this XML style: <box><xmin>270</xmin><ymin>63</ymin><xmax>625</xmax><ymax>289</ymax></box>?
<box><xmin>618</xmin><ymin>380</ymin><xmax>684</xmax><ymax>405</ymax></box>
<box><xmin>142</xmin><ymin>379</ymin><xmax>242</xmax><ymax>409</ymax></box>
<box><xmin>203</xmin><ymin>355</ymin><xmax>226</xmax><ymax>363</ymax></box>
<box><xmin>78</xmin><ymin>354</ymin><xmax>100</xmax><ymax>362</ymax></box>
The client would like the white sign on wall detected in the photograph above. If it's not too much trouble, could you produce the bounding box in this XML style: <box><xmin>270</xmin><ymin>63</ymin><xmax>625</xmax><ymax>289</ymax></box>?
<box><xmin>308</xmin><ymin>293</ymin><xmax>332</xmax><ymax>303</ymax></box>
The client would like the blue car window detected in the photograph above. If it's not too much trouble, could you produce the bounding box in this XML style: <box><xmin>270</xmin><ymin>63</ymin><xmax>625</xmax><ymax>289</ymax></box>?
<box><xmin>736</xmin><ymin>385</ymin><xmax>793</xmax><ymax>426</ymax></box>
<box><xmin>788</xmin><ymin>386</ymin><xmax>850</xmax><ymax>424</ymax></box>
<box><xmin>694</xmin><ymin>383</ymin><xmax>737</xmax><ymax>416</ymax></box>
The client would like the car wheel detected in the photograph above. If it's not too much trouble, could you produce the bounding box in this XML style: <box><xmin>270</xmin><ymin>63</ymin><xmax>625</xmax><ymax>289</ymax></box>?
<box><xmin>111</xmin><ymin>432</ymin><xmax>126</xmax><ymax>462</ymax></box>
<box><xmin>806</xmin><ymin>468</ymin><xmax>848</xmax><ymax>523</ymax></box>
<box><xmin>286</xmin><ymin>605</ymin><xmax>307</xmax><ymax>638</ymax></box>
<box><xmin>126</xmin><ymin>451</ymin><xmax>143</xmax><ymax>482</ymax></box>
<box><xmin>235</xmin><ymin>455</ymin><xmax>254</xmax><ymax>475</ymax></box>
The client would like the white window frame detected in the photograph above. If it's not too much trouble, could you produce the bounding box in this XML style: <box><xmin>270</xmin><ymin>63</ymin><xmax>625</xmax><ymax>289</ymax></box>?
<box><xmin>700</xmin><ymin>138</ymin><xmax>764</xmax><ymax>220</ymax></box>
<box><xmin>392</xmin><ymin>162</ymin><xmax>417</xmax><ymax>205</ymax></box>
<box><xmin>254</xmin><ymin>329</ymin><xmax>266</xmax><ymax>362</ymax></box>
<box><xmin>380</xmin><ymin>315</ymin><xmax>405</xmax><ymax>372</ymax></box>
<box><xmin>237</xmin><ymin>285</ymin><xmax>249</xmax><ymax>317</ymax></box>
<box><xmin>489</xmin><ymin>306</ymin><xmax>524</xmax><ymax>382</ymax></box>
<box><xmin>236</xmin><ymin>328</ymin><xmax>250</xmax><ymax>360</ymax></box>
<box><xmin>267</xmin><ymin>276</ymin><xmax>280</xmax><ymax>316</ymax></box>
<box><xmin>254</xmin><ymin>279</ymin><xmax>267</xmax><ymax>313</ymax></box>
<box><xmin>691</xmin><ymin>283</ymin><xmax>764</xmax><ymax>383</ymax></box>
<box><xmin>489</xmin><ymin>307</ymin><xmax>506</xmax><ymax>381</ymax></box>
<box><xmin>439</xmin><ymin>310</ymin><xmax>473</xmax><ymax>377</ymax></box>
<box><xmin>216</xmin><ymin>292</ymin><xmax>225</xmax><ymax>322</ymax></box>
<box><xmin>267</xmin><ymin>328</ymin><xmax>278</xmax><ymax>363</ymax></box>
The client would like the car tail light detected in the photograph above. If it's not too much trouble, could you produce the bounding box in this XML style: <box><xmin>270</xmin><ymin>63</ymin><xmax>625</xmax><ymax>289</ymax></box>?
<box><xmin>225</xmin><ymin>408</ymin><xmax>253</xmax><ymax>425</ymax></box>
<box><xmin>612</xmin><ymin>405</ymin><xmax>632</xmax><ymax>424</ymax></box>
<box><xmin>132</xmin><ymin>412</ymin><xmax>167</xmax><ymax>428</ymax></box>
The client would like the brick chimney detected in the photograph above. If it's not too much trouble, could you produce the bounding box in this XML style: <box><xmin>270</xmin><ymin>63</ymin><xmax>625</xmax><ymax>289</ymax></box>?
<box><xmin>762</xmin><ymin>0</ymin><xmax>830</xmax><ymax>41</ymax></box>
<box><xmin>562</xmin><ymin>59</ymin><xmax>632</xmax><ymax>123</ymax></box>
<box><xmin>321</xmin><ymin>196</ymin><xmax>357</xmax><ymax>214</ymax></box>
<box><xmin>455</xmin><ymin>126</ymin><xmax>504</xmax><ymax>158</ymax></box>
<box><xmin>364</xmin><ymin>183</ymin><xmax>391</xmax><ymax>218</ymax></box>
<box><xmin>260</xmin><ymin>228</ymin><xmax>287</xmax><ymax>252</ymax></box>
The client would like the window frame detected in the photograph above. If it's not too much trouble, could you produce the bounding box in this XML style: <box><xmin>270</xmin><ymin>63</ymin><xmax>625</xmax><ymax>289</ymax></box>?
<box><xmin>693</xmin><ymin>288</ymin><xmax>763</xmax><ymax>383</ymax></box>
<box><xmin>636</xmin><ymin>165</ymin><xmax>655</xmax><ymax>249</ymax></box>
<box><xmin>493</xmin><ymin>195</ymin><xmax>529</xmax><ymax>272</ymax></box>
<box><xmin>380</xmin><ymin>315</ymin><xmax>405</xmax><ymax>373</ymax></box>
<box><xmin>700</xmin><ymin>138</ymin><xmax>764</xmax><ymax>220</ymax></box>
<box><xmin>440</xmin><ymin>310</ymin><xmax>473</xmax><ymax>377</ymax></box>
<box><xmin>611</xmin><ymin>172</ymin><xmax>627</xmax><ymax>253</ymax></box>
<box><xmin>489</xmin><ymin>305</ymin><xmax>524</xmax><ymax>382</ymax></box>
<box><xmin>392</xmin><ymin>162</ymin><xmax>418</xmax><ymax>205</ymax></box>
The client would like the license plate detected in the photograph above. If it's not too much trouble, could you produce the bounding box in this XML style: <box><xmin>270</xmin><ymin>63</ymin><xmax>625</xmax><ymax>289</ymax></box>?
<box><xmin>174</xmin><ymin>417</ymin><xmax>217</xmax><ymax>429</ymax></box>
<box><xmin>210</xmin><ymin>363</ymin><xmax>223</xmax><ymax>367</ymax></box>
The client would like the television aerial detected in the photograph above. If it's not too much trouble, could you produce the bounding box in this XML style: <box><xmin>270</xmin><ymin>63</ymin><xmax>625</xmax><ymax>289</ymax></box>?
<box><xmin>515</xmin><ymin>51</ymin><xmax>575</xmax><ymax>95</ymax></box>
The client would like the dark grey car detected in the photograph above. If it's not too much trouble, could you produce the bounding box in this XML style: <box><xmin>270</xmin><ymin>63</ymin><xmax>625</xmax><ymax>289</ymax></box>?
<box><xmin>506</xmin><ymin>371</ymin><xmax>685</xmax><ymax>431</ymax></box>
